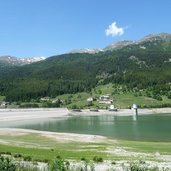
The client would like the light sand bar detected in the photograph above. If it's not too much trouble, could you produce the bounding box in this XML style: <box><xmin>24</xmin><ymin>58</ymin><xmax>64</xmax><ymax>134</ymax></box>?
<box><xmin>0</xmin><ymin>108</ymin><xmax>69</xmax><ymax>122</ymax></box>
<box><xmin>0</xmin><ymin>108</ymin><xmax>171</xmax><ymax>122</ymax></box>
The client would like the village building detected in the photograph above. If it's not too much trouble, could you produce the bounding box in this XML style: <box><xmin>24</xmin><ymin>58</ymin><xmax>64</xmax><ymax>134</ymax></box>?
<box><xmin>0</xmin><ymin>101</ymin><xmax>9</xmax><ymax>108</ymax></box>
<box><xmin>98</xmin><ymin>94</ymin><xmax>113</xmax><ymax>104</ymax></box>
<box><xmin>40</xmin><ymin>97</ymin><xmax>50</xmax><ymax>101</ymax></box>
<box><xmin>87</xmin><ymin>97</ymin><xmax>94</xmax><ymax>102</ymax></box>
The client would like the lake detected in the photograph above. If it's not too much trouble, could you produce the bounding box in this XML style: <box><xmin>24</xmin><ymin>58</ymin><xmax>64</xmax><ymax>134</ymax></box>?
<box><xmin>2</xmin><ymin>113</ymin><xmax>171</xmax><ymax>142</ymax></box>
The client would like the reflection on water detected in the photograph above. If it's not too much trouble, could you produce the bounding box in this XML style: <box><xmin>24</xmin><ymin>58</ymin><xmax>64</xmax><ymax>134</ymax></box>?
<box><xmin>1</xmin><ymin>114</ymin><xmax>171</xmax><ymax>142</ymax></box>
<box><xmin>132</xmin><ymin>115</ymin><xmax>138</xmax><ymax>121</ymax></box>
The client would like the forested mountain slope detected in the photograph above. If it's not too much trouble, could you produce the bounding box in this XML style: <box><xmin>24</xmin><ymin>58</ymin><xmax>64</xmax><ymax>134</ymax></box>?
<box><xmin>0</xmin><ymin>33</ymin><xmax>171</xmax><ymax>101</ymax></box>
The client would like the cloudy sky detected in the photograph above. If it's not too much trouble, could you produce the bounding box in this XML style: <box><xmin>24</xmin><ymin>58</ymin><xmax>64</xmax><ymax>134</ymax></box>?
<box><xmin>0</xmin><ymin>0</ymin><xmax>171</xmax><ymax>57</ymax></box>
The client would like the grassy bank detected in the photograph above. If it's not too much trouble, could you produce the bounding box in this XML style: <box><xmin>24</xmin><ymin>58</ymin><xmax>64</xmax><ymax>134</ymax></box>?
<box><xmin>118</xmin><ymin>140</ymin><xmax>171</xmax><ymax>154</ymax></box>
<box><xmin>0</xmin><ymin>131</ymin><xmax>171</xmax><ymax>162</ymax></box>
<box><xmin>0</xmin><ymin>132</ymin><xmax>110</xmax><ymax>161</ymax></box>
<box><xmin>3</xmin><ymin>83</ymin><xmax>171</xmax><ymax>109</ymax></box>
<box><xmin>51</xmin><ymin>84</ymin><xmax>171</xmax><ymax>109</ymax></box>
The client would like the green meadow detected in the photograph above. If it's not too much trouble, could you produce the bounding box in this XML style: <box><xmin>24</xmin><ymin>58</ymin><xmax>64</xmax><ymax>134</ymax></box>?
<box><xmin>55</xmin><ymin>84</ymin><xmax>171</xmax><ymax>109</ymax></box>
<box><xmin>0</xmin><ymin>132</ymin><xmax>170</xmax><ymax>162</ymax></box>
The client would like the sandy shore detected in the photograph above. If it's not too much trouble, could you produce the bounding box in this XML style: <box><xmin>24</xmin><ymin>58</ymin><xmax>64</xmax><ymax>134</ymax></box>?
<box><xmin>0</xmin><ymin>108</ymin><xmax>171</xmax><ymax>170</ymax></box>
<box><xmin>0</xmin><ymin>128</ymin><xmax>109</xmax><ymax>144</ymax></box>
<box><xmin>0</xmin><ymin>128</ymin><xmax>171</xmax><ymax>170</ymax></box>
<box><xmin>0</xmin><ymin>107</ymin><xmax>171</xmax><ymax>122</ymax></box>
<box><xmin>0</xmin><ymin>108</ymin><xmax>69</xmax><ymax>122</ymax></box>
<box><xmin>70</xmin><ymin>108</ymin><xmax>171</xmax><ymax>116</ymax></box>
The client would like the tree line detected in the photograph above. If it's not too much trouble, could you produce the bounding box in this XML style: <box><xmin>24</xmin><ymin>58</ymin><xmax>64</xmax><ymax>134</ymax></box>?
<box><xmin>0</xmin><ymin>39</ymin><xmax>171</xmax><ymax>101</ymax></box>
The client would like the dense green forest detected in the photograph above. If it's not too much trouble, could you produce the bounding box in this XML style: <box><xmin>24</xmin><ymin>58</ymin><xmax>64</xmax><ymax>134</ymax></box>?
<box><xmin>0</xmin><ymin>34</ymin><xmax>171</xmax><ymax>102</ymax></box>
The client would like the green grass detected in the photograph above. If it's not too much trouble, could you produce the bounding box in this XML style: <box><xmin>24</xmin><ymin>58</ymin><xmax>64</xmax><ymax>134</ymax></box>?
<box><xmin>6</xmin><ymin>83</ymin><xmax>171</xmax><ymax>109</ymax></box>
<box><xmin>0</xmin><ymin>143</ymin><xmax>108</xmax><ymax>161</ymax></box>
<box><xmin>0</xmin><ymin>143</ymin><xmax>154</xmax><ymax>162</ymax></box>
<box><xmin>0</xmin><ymin>132</ymin><xmax>171</xmax><ymax>162</ymax></box>
<box><xmin>114</xmin><ymin>93</ymin><xmax>165</xmax><ymax>108</ymax></box>
<box><xmin>0</xmin><ymin>96</ymin><xmax>5</xmax><ymax>102</ymax></box>
<box><xmin>0</xmin><ymin>133</ymin><xmax>110</xmax><ymax>160</ymax></box>
<box><xmin>0</xmin><ymin>133</ymin><xmax>59</xmax><ymax>147</ymax></box>
<box><xmin>54</xmin><ymin>84</ymin><xmax>171</xmax><ymax>109</ymax></box>
<box><xmin>118</xmin><ymin>140</ymin><xmax>171</xmax><ymax>154</ymax></box>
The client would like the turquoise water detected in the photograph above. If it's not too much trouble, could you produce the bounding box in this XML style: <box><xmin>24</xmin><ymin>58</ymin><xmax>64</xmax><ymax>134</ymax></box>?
<box><xmin>3</xmin><ymin>114</ymin><xmax>171</xmax><ymax>142</ymax></box>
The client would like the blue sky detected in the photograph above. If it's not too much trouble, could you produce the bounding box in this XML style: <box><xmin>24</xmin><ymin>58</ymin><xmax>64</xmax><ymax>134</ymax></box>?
<box><xmin>0</xmin><ymin>0</ymin><xmax>171</xmax><ymax>58</ymax></box>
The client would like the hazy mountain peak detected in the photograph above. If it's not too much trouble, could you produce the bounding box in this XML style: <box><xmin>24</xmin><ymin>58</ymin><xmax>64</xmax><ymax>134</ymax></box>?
<box><xmin>69</xmin><ymin>33</ymin><xmax>171</xmax><ymax>54</ymax></box>
<box><xmin>0</xmin><ymin>56</ymin><xmax>45</xmax><ymax>66</ymax></box>
<box><xmin>104</xmin><ymin>40</ymin><xmax>134</xmax><ymax>51</ymax></box>
<box><xmin>69</xmin><ymin>48</ymin><xmax>104</xmax><ymax>54</ymax></box>
<box><xmin>139</xmin><ymin>33</ymin><xmax>171</xmax><ymax>43</ymax></box>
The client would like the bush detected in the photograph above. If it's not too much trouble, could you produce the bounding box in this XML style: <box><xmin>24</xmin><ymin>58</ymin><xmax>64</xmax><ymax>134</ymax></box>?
<box><xmin>23</xmin><ymin>156</ymin><xmax>32</xmax><ymax>161</ymax></box>
<box><xmin>111</xmin><ymin>161</ymin><xmax>116</xmax><ymax>165</ymax></box>
<box><xmin>16</xmin><ymin>164</ymin><xmax>39</xmax><ymax>171</ymax></box>
<box><xmin>71</xmin><ymin>104</ymin><xmax>79</xmax><ymax>109</ymax></box>
<box><xmin>153</xmin><ymin>95</ymin><xmax>162</xmax><ymax>101</ymax></box>
<box><xmin>0</xmin><ymin>151</ymin><xmax>6</xmax><ymax>155</ymax></box>
<box><xmin>0</xmin><ymin>156</ymin><xmax>16</xmax><ymax>171</ymax></box>
<box><xmin>128</xmin><ymin>161</ymin><xmax>160</xmax><ymax>171</ymax></box>
<box><xmin>5</xmin><ymin>151</ymin><xmax>12</xmax><ymax>155</ymax></box>
<box><xmin>43</xmin><ymin>159</ymin><xmax>49</xmax><ymax>163</ymax></box>
<box><xmin>49</xmin><ymin>156</ymin><xmax>70</xmax><ymax>171</ymax></box>
<box><xmin>93</xmin><ymin>156</ymin><xmax>103</xmax><ymax>163</ymax></box>
<box><xmin>81</xmin><ymin>157</ymin><xmax>86</xmax><ymax>161</ymax></box>
<box><xmin>14</xmin><ymin>153</ymin><xmax>22</xmax><ymax>158</ymax></box>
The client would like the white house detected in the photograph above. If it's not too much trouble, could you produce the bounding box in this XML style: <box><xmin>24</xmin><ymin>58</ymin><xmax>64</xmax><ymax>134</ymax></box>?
<box><xmin>99</xmin><ymin>95</ymin><xmax>113</xmax><ymax>104</ymax></box>
<box><xmin>0</xmin><ymin>101</ymin><xmax>9</xmax><ymax>108</ymax></box>
<box><xmin>40</xmin><ymin>97</ymin><xmax>50</xmax><ymax>101</ymax></box>
<box><xmin>99</xmin><ymin>95</ymin><xmax>110</xmax><ymax>101</ymax></box>
<box><xmin>87</xmin><ymin>97</ymin><xmax>94</xmax><ymax>102</ymax></box>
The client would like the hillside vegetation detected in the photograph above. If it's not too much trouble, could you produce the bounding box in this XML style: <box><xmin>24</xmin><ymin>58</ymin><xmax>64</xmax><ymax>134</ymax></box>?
<box><xmin>0</xmin><ymin>33</ymin><xmax>171</xmax><ymax>104</ymax></box>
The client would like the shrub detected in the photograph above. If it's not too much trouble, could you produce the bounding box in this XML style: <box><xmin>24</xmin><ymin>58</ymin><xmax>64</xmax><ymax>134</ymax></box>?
<box><xmin>71</xmin><ymin>104</ymin><xmax>79</xmax><ymax>109</ymax></box>
<box><xmin>81</xmin><ymin>157</ymin><xmax>86</xmax><ymax>161</ymax></box>
<box><xmin>0</xmin><ymin>156</ymin><xmax>16</xmax><ymax>171</ymax></box>
<box><xmin>5</xmin><ymin>151</ymin><xmax>12</xmax><ymax>155</ymax></box>
<box><xmin>0</xmin><ymin>151</ymin><xmax>6</xmax><ymax>155</ymax></box>
<box><xmin>111</xmin><ymin>161</ymin><xmax>116</xmax><ymax>165</ymax></box>
<box><xmin>43</xmin><ymin>159</ymin><xmax>49</xmax><ymax>163</ymax></box>
<box><xmin>128</xmin><ymin>161</ymin><xmax>160</xmax><ymax>171</ymax></box>
<box><xmin>14</xmin><ymin>153</ymin><xmax>22</xmax><ymax>158</ymax></box>
<box><xmin>16</xmin><ymin>165</ymin><xmax>40</xmax><ymax>171</ymax></box>
<box><xmin>23</xmin><ymin>156</ymin><xmax>32</xmax><ymax>161</ymax></box>
<box><xmin>49</xmin><ymin>156</ymin><xmax>70</xmax><ymax>171</ymax></box>
<box><xmin>93</xmin><ymin>156</ymin><xmax>103</xmax><ymax>163</ymax></box>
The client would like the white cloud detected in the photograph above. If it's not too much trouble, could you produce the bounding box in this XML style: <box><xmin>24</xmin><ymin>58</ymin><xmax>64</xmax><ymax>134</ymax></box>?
<box><xmin>105</xmin><ymin>22</ymin><xmax>124</xmax><ymax>37</ymax></box>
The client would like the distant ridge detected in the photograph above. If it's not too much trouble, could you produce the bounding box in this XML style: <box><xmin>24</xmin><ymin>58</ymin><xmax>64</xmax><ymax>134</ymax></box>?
<box><xmin>68</xmin><ymin>33</ymin><xmax>171</xmax><ymax>54</ymax></box>
<box><xmin>0</xmin><ymin>56</ymin><xmax>45</xmax><ymax>66</ymax></box>
<box><xmin>0</xmin><ymin>33</ymin><xmax>171</xmax><ymax>101</ymax></box>
<box><xmin>69</xmin><ymin>48</ymin><xmax>104</xmax><ymax>54</ymax></box>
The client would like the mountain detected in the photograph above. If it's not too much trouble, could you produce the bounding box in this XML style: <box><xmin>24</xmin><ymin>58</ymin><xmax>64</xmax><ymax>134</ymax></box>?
<box><xmin>0</xmin><ymin>56</ymin><xmax>45</xmax><ymax>66</ymax></box>
<box><xmin>68</xmin><ymin>41</ymin><xmax>134</xmax><ymax>54</ymax></box>
<box><xmin>68</xmin><ymin>33</ymin><xmax>171</xmax><ymax>54</ymax></box>
<box><xmin>0</xmin><ymin>33</ymin><xmax>171</xmax><ymax>101</ymax></box>
<box><xmin>69</xmin><ymin>48</ymin><xmax>104</xmax><ymax>54</ymax></box>
<box><xmin>138</xmin><ymin>33</ymin><xmax>171</xmax><ymax>43</ymax></box>
<box><xmin>104</xmin><ymin>40</ymin><xmax>134</xmax><ymax>51</ymax></box>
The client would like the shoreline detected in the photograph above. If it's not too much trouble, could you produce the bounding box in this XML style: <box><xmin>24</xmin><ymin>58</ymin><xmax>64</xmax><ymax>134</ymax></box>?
<box><xmin>0</xmin><ymin>108</ymin><xmax>69</xmax><ymax>122</ymax></box>
<box><xmin>0</xmin><ymin>107</ymin><xmax>171</xmax><ymax>169</ymax></box>
<box><xmin>0</xmin><ymin>128</ymin><xmax>108</xmax><ymax>143</ymax></box>
<box><xmin>0</xmin><ymin>107</ymin><xmax>171</xmax><ymax>122</ymax></box>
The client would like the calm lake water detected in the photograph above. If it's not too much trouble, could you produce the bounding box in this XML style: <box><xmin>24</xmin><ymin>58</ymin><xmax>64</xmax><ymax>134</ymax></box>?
<box><xmin>2</xmin><ymin>114</ymin><xmax>171</xmax><ymax>142</ymax></box>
